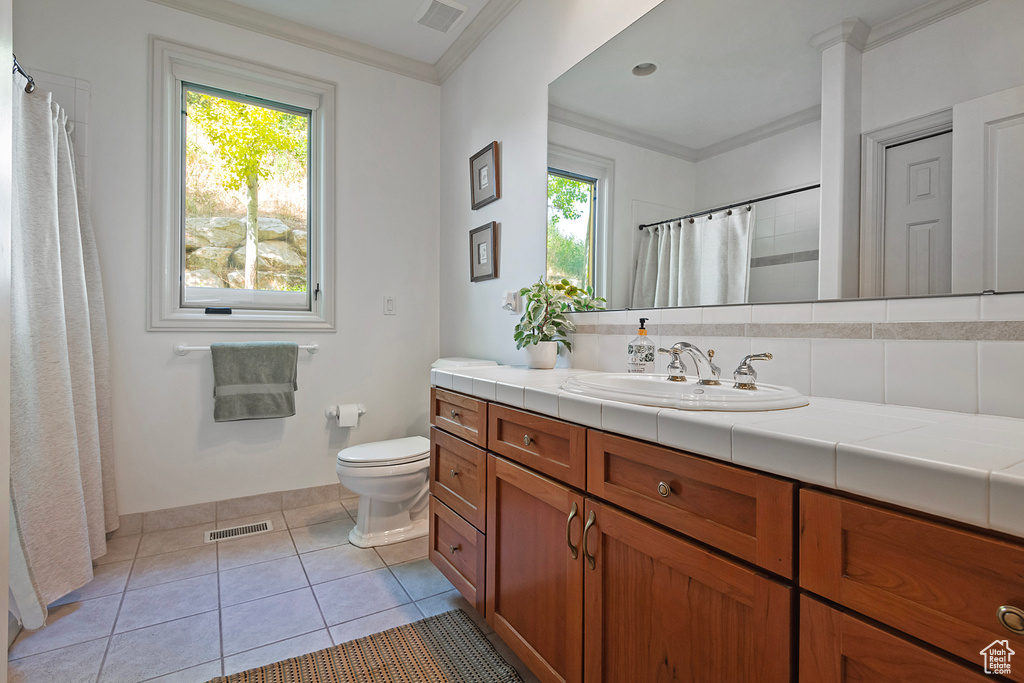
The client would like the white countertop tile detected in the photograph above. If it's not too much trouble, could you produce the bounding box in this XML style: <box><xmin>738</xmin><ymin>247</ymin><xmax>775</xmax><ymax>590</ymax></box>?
<box><xmin>431</xmin><ymin>365</ymin><xmax>1024</xmax><ymax>538</ymax></box>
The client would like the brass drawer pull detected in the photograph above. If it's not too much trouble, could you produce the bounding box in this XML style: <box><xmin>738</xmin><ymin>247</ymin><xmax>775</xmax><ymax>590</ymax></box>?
<box><xmin>582</xmin><ymin>510</ymin><xmax>597</xmax><ymax>570</ymax></box>
<box><xmin>566</xmin><ymin>502</ymin><xmax>579</xmax><ymax>559</ymax></box>
<box><xmin>449</xmin><ymin>544</ymin><xmax>461</xmax><ymax>555</ymax></box>
<box><xmin>998</xmin><ymin>605</ymin><xmax>1024</xmax><ymax>635</ymax></box>
<box><xmin>523</xmin><ymin>434</ymin><xmax>532</xmax><ymax>447</ymax></box>
<box><xmin>449</xmin><ymin>469</ymin><xmax>458</xmax><ymax>478</ymax></box>
<box><xmin>450</xmin><ymin>409</ymin><xmax>459</xmax><ymax>419</ymax></box>
<box><xmin>658</xmin><ymin>481</ymin><xmax>671</xmax><ymax>497</ymax></box>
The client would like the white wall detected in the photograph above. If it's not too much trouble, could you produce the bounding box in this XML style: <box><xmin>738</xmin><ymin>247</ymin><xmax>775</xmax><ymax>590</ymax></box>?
<box><xmin>547</xmin><ymin>120</ymin><xmax>695</xmax><ymax>309</ymax></box>
<box><xmin>439</xmin><ymin>0</ymin><xmax>663</xmax><ymax>365</ymax></box>
<box><xmin>1</xmin><ymin>0</ymin><xmax>12</xmax><ymax>663</ymax></box>
<box><xmin>693</xmin><ymin>120</ymin><xmax>820</xmax><ymax>211</ymax></box>
<box><xmin>861</xmin><ymin>0</ymin><xmax>1024</xmax><ymax>133</ymax></box>
<box><xmin>13</xmin><ymin>0</ymin><xmax>441</xmax><ymax>513</ymax></box>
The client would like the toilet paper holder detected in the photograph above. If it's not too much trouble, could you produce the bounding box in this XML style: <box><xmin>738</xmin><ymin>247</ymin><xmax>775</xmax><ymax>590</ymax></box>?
<box><xmin>325</xmin><ymin>404</ymin><xmax>367</xmax><ymax>427</ymax></box>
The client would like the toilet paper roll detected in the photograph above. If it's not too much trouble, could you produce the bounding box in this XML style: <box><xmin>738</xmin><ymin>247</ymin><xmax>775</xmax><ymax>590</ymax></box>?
<box><xmin>327</xmin><ymin>403</ymin><xmax>362</xmax><ymax>428</ymax></box>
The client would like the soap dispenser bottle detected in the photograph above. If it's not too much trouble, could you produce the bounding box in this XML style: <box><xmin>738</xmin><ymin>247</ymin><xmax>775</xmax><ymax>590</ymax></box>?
<box><xmin>627</xmin><ymin>317</ymin><xmax>656</xmax><ymax>373</ymax></box>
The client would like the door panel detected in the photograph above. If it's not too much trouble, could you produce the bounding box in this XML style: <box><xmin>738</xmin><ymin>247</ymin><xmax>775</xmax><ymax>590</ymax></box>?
<box><xmin>487</xmin><ymin>454</ymin><xmax>584</xmax><ymax>683</ymax></box>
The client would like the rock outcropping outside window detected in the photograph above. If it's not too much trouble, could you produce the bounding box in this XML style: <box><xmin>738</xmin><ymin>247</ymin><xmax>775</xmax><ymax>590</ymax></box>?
<box><xmin>184</xmin><ymin>216</ymin><xmax>307</xmax><ymax>291</ymax></box>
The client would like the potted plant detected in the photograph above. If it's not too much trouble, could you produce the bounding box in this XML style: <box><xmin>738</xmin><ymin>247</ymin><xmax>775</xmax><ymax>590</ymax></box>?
<box><xmin>514</xmin><ymin>279</ymin><xmax>605</xmax><ymax>369</ymax></box>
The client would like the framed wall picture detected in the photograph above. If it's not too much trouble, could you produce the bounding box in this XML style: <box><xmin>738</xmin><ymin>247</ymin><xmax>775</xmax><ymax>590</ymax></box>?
<box><xmin>470</xmin><ymin>141</ymin><xmax>501</xmax><ymax>210</ymax></box>
<box><xmin>469</xmin><ymin>222</ymin><xmax>499</xmax><ymax>282</ymax></box>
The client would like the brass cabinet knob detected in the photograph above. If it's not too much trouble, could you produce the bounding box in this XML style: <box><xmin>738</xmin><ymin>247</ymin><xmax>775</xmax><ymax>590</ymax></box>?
<box><xmin>449</xmin><ymin>544</ymin><xmax>461</xmax><ymax>555</ymax></box>
<box><xmin>449</xmin><ymin>469</ymin><xmax>458</xmax><ymax>478</ymax></box>
<box><xmin>523</xmin><ymin>435</ymin><xmax>532</xmax><ymax>447</ymax></box>
<box><xmin>566</xmin><ymin>502</ymin><xmax>579</xmax><ymax>559</ymax></box>
<box><xmin>658</xmin><ymin>482</ymin><xmax>671</xmax><ymax>497</ymax></box>
<box><xmin>998</xmin><ymin>605</ymin><xmax>1024</xmax><ymax>634</ymax></box>
<box><xmin>582</xmin><ymin>510</ymin><xmax>597</xmax><ymax>570</ymax></box>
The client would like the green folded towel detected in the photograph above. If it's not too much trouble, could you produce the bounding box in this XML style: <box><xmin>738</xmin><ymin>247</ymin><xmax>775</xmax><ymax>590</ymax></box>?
<box><xmin>210</xmin><ymin>342</ymin><xmax>299</xmax><ymax>422</ymax></box>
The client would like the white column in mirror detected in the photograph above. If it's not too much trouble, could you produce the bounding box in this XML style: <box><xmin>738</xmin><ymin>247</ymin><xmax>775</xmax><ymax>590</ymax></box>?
<box><xmin>814</xmin><ymin>19</ymin><xmax>867</xmax><ymax>299</ymax></box>
<box><xmin>952</xmin><ymin>83</ymin><xmax>1024</xmax><ymax>293</ymax></box>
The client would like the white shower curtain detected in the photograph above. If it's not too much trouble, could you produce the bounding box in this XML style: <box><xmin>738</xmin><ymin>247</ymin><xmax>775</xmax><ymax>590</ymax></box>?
<box><xmin>631</xmin><ymin>208</ymin><xmax>755</xmax><ymax>308</ymax></box>
<box><xmin>9</xmin><ymin>73</ymin><xmax>118</xmax><ymax>629</ymax></box>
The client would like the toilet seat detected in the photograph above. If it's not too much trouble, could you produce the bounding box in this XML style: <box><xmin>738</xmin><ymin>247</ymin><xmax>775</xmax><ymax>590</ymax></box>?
<box><xmin>337</xmin><ymin>436</ymin><xmax>429</xmax><ymax>468</ymax></box>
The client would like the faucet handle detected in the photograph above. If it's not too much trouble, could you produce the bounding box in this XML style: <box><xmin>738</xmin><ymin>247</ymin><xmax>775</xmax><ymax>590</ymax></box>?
<box><xmin>658</xmin><ymin>347</ymin><xmax>688</xmax><ymax>382</ymax></box>
<box><xmin>733</xmin><ymin>353</ymin><xmax>772</xmax><ymax>390</ymax></box>
<box><xmin>706</xmin><ymin>349</ymin><xmax>721</xmax><ymax>379</ymax></box>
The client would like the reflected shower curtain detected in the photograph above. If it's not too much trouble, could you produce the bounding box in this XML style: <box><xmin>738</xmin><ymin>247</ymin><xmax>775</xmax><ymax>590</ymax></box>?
<box><xmin>9</xmin><ymin>73</ymin><xmax>118</xmax><ymax>629</ymax></box>
<box><xmin>631</xmin><ymin>208</ymin><xmax>755</xmax><ymax>308</ymax></box>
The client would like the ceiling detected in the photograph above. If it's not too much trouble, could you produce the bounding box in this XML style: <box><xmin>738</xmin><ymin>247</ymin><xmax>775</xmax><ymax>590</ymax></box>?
<box><xmin>549</xmin><ymin>0</ymin><xmax>967</xmax><ymax>157</ymax></box>
<box><xmin>226</xmin><ymin>0</ymin><xmax>491</xmax><ymax>64</ymax></box>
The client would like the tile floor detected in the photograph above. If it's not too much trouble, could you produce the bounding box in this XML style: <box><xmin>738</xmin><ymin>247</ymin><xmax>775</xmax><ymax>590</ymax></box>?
<box><xmin>8</xmin><ymin>497</ymin><xmax>538</xmax><ymax>683</ymax></box>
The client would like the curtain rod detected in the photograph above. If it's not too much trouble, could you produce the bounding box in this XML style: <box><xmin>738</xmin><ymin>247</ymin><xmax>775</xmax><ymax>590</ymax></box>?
<box><xmin>12</xmin><ymin>55</ymin><xmax>35</xmax><ymax>93</ymax></box>
<box><xmin>637</xmin><ymin>183</ymin><xmax>821</xmax><ymax>230</ymax></box>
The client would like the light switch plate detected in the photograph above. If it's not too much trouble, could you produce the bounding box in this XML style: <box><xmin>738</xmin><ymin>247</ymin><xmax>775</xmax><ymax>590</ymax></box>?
<box><xmin>383</xmin><ymin>295</ymin><xmax>396</xmax><ymax>316</ymax></box>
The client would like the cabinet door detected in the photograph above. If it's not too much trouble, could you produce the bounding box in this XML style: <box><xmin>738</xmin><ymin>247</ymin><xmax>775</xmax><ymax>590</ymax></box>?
<box><xmin>487</xmin><ymin>454</ymin><xmax>585</xmax><ymax>683</ymax></box>
<box><xmin>583</xmin><ymin>499</ymin><xmax>792</xmax><ymax>683</ymax></box>
<box><xmin>801</xmin><ymin>595</ymin><xmax>992</xmax><ymax>682</ymax></box>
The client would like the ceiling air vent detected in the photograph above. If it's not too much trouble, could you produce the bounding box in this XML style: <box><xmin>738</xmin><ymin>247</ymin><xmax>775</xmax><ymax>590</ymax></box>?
<box><xmin>414</xmin><ymin>0</ymin><xmax>468</xmax><ymax>34</ymax></box>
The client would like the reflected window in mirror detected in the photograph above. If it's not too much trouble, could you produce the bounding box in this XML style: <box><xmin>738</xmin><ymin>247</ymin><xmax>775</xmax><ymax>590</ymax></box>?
<box><xmin>547</xmin><ymin>169</ymin><xmax>597</xmax><ymax>289</ymax></box>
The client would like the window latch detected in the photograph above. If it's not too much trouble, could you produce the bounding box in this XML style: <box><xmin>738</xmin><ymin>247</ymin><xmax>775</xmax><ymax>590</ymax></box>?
<box><xmin>314</xmin><ymin>283</ymin><xmax>320</xmax><ymax>301</ymax></box>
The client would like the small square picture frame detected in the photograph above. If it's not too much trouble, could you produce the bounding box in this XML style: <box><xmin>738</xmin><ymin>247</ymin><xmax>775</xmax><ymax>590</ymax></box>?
<box><xmin>470</xmin><ymin>141</ymin><xmax>501</xmax><ymax>210</ymax></box>
<box><xmin>469</xmin><ymin>222</ymin><xmax>499</xmax><ymax>282</ymax></box>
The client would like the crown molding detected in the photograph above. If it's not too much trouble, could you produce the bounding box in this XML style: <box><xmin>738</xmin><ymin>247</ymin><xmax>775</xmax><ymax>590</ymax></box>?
<box><xmin>696</xmin><ymin>105</ymin><xmax>821</xmax><ymax>161</ymax></box>
<box><xmin>548</xmin><ymin>105</ymin><xmax>700</xmax><ymax>162</ymax></box>
<box><xmin>147</xmin><ymin>0</ymin><xmax>440</xmax><ymax>84</ymax></box>
<box><xmin>436</xmin><ymin>0</ymin><xmax>520</xmax><ymax>83</ymax></box>
<box><xmin>810</xmin><ymin>18</ymin><xmax>871</xmax><ymax>52</ymax></box>
<box><xmin>864</xmin><ymin>0</ymin><xmax>988</xmax><ymax>50</ymax></box>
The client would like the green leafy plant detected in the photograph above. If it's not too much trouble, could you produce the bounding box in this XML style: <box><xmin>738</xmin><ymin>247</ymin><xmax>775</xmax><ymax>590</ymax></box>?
<box><xmin>513</xmin><ymin>279</ymin><xmax>607</xmax><ymax>352</ymax></box>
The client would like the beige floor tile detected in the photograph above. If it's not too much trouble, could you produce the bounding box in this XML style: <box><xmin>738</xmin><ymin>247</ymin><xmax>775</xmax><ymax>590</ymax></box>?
<box><xmin>110</xmin><ymin>513</ymin><xmax>143</xmax><ymax>539</ymax></box>
<box><xmin>216</xmin><ymin>511</ymin><xmax>286</xmax><ymax>531</ymax></box>
<box><xmin>374</xmin><ymin>536</ymin><xmax>428</xmax><ymax>566</ymax></box>
<box><xmin>100</xmin><ymin>611</ymin><xmax>221</xmax><ymax>683</ymax></box>
<box><xmin>95</xmin><ymin>535</ymin><xmax>139</xmax><ymax>565</ymax></box>
<box><xmin>312</xmin><ymin>569</ymin><xmax>411</xmax><ymax>626</ymax></box>
<box><xmin>389</xmin><ymin>558</ymin><xmax>454</xmax><ymax>601</ymax></box>
<box><xmin>137</xmin><ymin>523</ymin><xmax>215</xmax><ymax>558</ymax></box>
<box><xmin>217</xmin><ymin>530</ymin><xmax>295</xmax><ymax>571</ymax></box>
<box><xmin>299</xmin><ymin>543</ymin><xmax>384</xmax><ymax>585</ymax></box>
<box><xmin>116</xmin><ymin>574</ymin><xmax>219</xmax><ymax>633</ymax></box>
<box><xmin>328</xmin><ymin>604</ymin><xmax>423</xmax><ymax>645</ymax></box>
<box><xmin>221</xmin><ymin>587</ymin><xmax>325</xmax><ymax>656</ymax></box>
<box><xmin>282</xmin><ymin>483</ymin><xmax>342</xmax><ymax>510</ymax></box>
<box><xmin>6</xmin><ymin>638</ymin><xmax>108</xmax><ymax>683</ymax></box>
<box><xmin>340</xmin><ymin>497</ymin><xmax>359</xmax><ymax>516</ymax></box>
<box><xmin>283</xmin><ymin>502</ymin><xmax>350</xmax><ymax>529</ymax></box>
<box><xmin>220</xmin><ymin>555</ymin><xmax>309</xmax><ymax>607</ymax></box>
<box><xmin>128</xmin><ymin>545</ymin><xmax>217</xmax><ymax>590</ymax></box>
<box><xmin>140</xmin><ymin>660</ymin><xmax>222</xmax><ymax>682</ymax></box>
<box><xmin>142</xmin><ymin>502</ymin><xmax>217</xmax><ymax>533</ymax></box>
<box><xmin>289</xmin><ymin>518</ymin><xmax>354</xmax><ymax>554</ymax></box>
<box><xmin>217</xmin><ymin>492</ymin><xmax>283</xmax><ymax>521</ymax></box>
<box><xmin>9</xmin><ymin>595</ymin><xmax>120</xmax><ymax>659</ymax></box>
<box><xmin>488</xmin><ymin>632</ymin><xmax>541</xmax><ymax>683</ymax></box>
<box><xmin>416</xmin><ymin>590</ymin><xmax>491</xmax><ymax>635</ymax></box>
<box><xmin>223</xmin><ymin>629</ymin><xmax>332</xmax><ymax>676</ymax></box>
<box><xmin>49</xmin><ymin>560</ymin><xmax>132</xmax><ymax>607</ymax></box>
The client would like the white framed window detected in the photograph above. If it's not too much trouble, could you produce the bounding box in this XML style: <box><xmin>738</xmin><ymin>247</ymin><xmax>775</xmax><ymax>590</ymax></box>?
<box><xmin>149</xmin><ymin>38</ymin><xmax>336</xmax><ymax>330</ymax></box>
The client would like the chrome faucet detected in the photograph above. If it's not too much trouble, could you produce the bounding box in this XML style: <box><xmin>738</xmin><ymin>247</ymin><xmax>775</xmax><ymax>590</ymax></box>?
<box><xmin>733</xmin><ymin>353</ymin><xmax>773</xmax><ymax>390</ymax></box>
<box><xmin>659</xmin><ymin>342</ymin><xmax>721</xmax><ymax>385</ymax></box>
<box><xmin>658</xmin><ymin>346</ymin><xmax>688</xmax><ymax>381</ymax></box>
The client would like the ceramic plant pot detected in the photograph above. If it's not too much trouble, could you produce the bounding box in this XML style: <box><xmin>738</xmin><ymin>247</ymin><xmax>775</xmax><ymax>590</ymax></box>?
<box><xmin>525</xmin><ymin>341</ymin><xmax>557</xmax><ymax>369</ymax></box>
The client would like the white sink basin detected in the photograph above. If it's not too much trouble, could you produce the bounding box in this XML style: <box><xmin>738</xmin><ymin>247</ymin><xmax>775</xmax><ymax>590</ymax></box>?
<box><xmin>561</xmin><ymin>373</ymin><xmax>809</xmax><ymax>411</ymax></box>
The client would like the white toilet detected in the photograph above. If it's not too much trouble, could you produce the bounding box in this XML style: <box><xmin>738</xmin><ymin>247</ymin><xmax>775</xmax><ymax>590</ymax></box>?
<box><xmin>335</xmin><ymin>357</ymin><xmax>497</xmax><ymax>548</ymax></box>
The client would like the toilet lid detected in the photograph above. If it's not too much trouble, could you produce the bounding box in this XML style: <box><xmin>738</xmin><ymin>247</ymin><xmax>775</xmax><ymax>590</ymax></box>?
<box><xmin>337</xmin><ymin>436</ymin><xmax>430</xmax><ymax>467</ymax></box>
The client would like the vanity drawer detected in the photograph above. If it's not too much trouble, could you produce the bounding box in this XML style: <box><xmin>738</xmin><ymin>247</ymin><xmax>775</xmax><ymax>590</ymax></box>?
<box><xmin>430</xmin><ymin>388</ymin><xmax>487</xmax><ymax>447</ymax></box>
<box><xmin>587</xmin><ymin>430</ymin><xmax>795</xmax><ymax>577</ymax></box>
<box><xmin>429</xmin><ymin>496</ymin><xmax>485</xmax><ymax>614</ymax></box>
<box><xmin>800</xmin><ymin>595</ymin><xmax>993</xmax><ymax>682</ymax></box>
<box><xmin>488</xmin><ymin>404</ymin><xmax>586</xmax><ymax>489</ymax></box>
<box><xmin>801</xmin><ymin>489</ymin><xmax>1024</xmax><ymax>680</ymax></box>
<box><xmin>430</xmin><ymin>427</ymin><xmax>486</xmax><ymax>532</ymax></box>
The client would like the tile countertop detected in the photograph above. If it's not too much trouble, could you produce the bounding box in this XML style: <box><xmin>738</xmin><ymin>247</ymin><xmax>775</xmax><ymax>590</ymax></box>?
<box><xmin>431</xmin><ymin>365</ymin><xmax>1024</xmax><ymax>540</ymax></box>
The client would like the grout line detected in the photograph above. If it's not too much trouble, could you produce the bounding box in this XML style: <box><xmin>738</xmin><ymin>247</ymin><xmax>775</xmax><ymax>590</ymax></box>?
<box><xmin>284</xmin><ymin>523</ymin><xmax>330</xmax><ymax>644</ymax></box>
<box><xmin>94</xmin><ymin>537</ymin><xmax>141</xmax><ymax>683</ymax></box>
<box><xmin>217</xmin><ymin>538</ymin><xmax>225</xmax><ymax>678</ymax></box>
<box><xmin>133</xmin><ymin>658</ymin><xmax>222</xmax><ymax>683</ymax></box>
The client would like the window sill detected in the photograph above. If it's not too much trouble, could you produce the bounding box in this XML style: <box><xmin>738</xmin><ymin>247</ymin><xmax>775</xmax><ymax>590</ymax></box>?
<box><xmin>148</xmin><ymin>308</ymin><xmax>335</xmax><ymax>332</ymax></box>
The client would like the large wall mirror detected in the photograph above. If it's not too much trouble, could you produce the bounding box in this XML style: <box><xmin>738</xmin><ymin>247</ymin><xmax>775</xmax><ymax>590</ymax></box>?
<box><xmin>546</xmin><ymin>0</ymin><xmax>1024</xmax><ymax>310</ymax></box>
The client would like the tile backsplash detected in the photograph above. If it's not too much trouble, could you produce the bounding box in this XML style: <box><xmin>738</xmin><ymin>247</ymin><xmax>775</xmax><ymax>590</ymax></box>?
<box><xmin>566</xmin><ymin>292</ymin><xmax>1024</xmax><ymax>419</ymax></box>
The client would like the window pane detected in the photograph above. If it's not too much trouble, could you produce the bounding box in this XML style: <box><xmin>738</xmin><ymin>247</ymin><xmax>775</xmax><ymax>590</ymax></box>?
<box><xmin>546</xmin><ymin>171</ymin><xmax>595</xmax><ymax>288</ymax></box>
<box><xmin>183</xmin><ymin>85</ymin><xmax>310</xmax><ymax>306</ymax></box>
